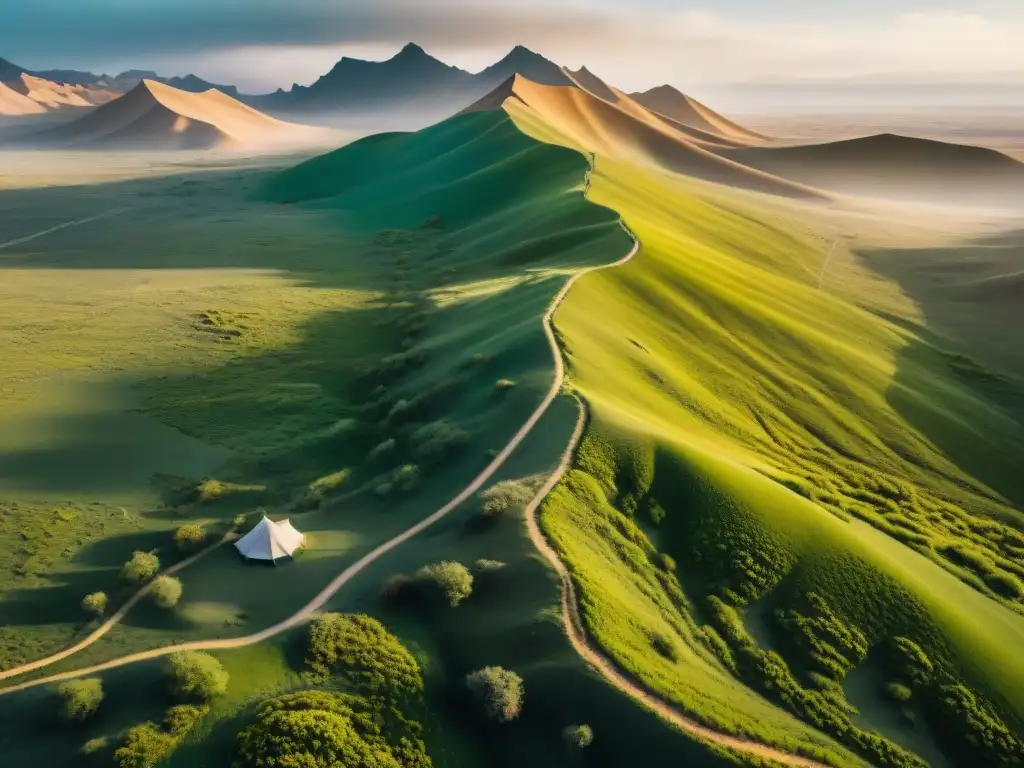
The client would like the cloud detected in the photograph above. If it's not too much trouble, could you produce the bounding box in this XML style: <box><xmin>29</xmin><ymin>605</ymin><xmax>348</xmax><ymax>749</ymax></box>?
<box><xmin>4</xmin><ymin>1</ymin><xmax>1024</xmax><ymax>92</ymax></box>
<box><xmin>1</xmin><ymin>0</ymin><xmax>618</xmax><ymax>65</ymax></box>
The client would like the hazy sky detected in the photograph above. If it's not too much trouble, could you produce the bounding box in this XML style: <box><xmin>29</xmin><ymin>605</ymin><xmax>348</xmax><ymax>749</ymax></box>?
<box><xmin>3</xmin><ymin>0</ymin><xmax>1024</xmax><ymax>92</ymax></box>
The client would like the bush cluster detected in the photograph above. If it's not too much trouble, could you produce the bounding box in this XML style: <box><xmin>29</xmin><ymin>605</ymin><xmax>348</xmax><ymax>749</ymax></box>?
<box><xmin>306</xmin><ymin>613</ymin><xmax>423</xmax><ymax>698</ymax></box>
<box><xmin>113</xmin><ymin>705</ymin><xmax>208</xmax><ymax>768</ymax></box>
<box><xmin>414</xmin><ymin>561</ymin><xmax>474</xmax><ymax>607</ymax></box>
<box><xmin>236</xmin><ymin>690</ymin><xmax>429</xmax><ymax>768</ymax></box>
<box><xmin>166</xmin><ymin>651</ymin><xmax>229</xmax><ymax>702</ymax></box>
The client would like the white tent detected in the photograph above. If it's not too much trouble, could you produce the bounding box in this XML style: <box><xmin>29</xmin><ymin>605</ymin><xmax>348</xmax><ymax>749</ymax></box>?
<box><xmin>234</xmin><ymin>515</ymin><xmax>305</xmax><ymax>563</ymax></box>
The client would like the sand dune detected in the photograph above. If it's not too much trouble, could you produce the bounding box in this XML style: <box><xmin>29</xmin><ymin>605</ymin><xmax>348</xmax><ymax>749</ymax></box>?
<box><xmin>0</xmin><ymin>82</ymin><xmax>47</xmax><ymax>116</ymax></box>
<box><xmin>466</xmin><ymin>75</ymin><xmax>822</xmax><ymax>200</ymax></box>
<box><xmin>32</xmin><ymin>80</ymin><xmax>314</xmax><ymax>150</ymax></box>
<box><xmin>10</xmin><ymin>74</ymin><xmax>120</xmax><ymax>110</ymax></box>
<box><xmin>727</xmin><ymin>133</ymin><xmax>1024</xmax><ymax>205</ymax></box>
<box><xmin>632</xmin><ymin>85</ymin><xmax>767</xmax><ymax>143</ymax></box>
<box><xmin>563</xmin><ymin>66</ymin><xmax>619</xmax><ymax>103</ymax></box>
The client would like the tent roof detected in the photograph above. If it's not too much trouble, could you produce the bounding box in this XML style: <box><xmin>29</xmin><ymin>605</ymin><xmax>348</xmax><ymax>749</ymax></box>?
<box><xmin>234</xmin><ymin>515</ymin><xmax>304</xmax><ymax>561</ymax></box>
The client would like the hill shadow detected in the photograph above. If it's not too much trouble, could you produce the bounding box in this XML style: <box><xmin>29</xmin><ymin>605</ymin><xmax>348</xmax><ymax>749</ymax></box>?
<box><xmin>858</xmin><ymin>229</ymin><xmax>1024</xmax><ymax>510</ymax></box>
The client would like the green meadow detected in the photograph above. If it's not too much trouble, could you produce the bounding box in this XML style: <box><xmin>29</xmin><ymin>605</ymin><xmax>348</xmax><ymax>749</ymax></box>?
<box><xmin>0</xmin><ymin>91</ymin><xmax>1022</xmax><ymax>768</ymax></box>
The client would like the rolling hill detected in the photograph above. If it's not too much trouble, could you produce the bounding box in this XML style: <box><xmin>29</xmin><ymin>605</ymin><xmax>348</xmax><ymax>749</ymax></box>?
<box><xmin>465</xmin><ymin>75</ymin><xmax>821</xmax><ymax>199</ymax></box>
<box><xmin>727</xmin><ymin>133</ymin><xmax>1024</xmax><ymax>205</ymax></box>
<box><xmin>8</xmin><ymin>73</ymin><xmax>119</xmax><ymax>110</ymax></box>
<box><xmin>632</xmin><ymin>84</ymin><xmax>768</xmax><ymax>143</ymax></box>
<box><xmin>0</xmin><ymin>81</ymin><xmax>46</xmax><ymax>116</ymax></box>
<box><xmin>31</xmin><ymin>80</ymin><xmax>311</xmax><ymax>149</ymax></box>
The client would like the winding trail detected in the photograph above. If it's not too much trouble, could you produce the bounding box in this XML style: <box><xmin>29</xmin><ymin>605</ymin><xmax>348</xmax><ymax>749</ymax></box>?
<box><xmin>522</xmin><ymin>407</ymin><xmax>831</xmax><ymax>768</ymax></box>
<box><xmin>0</xmin><ymin>207</ymin><xmax>132</xmax><ymax>251</ymax></box>
<box><xmin>0</xmin><ymin>533</ymin><xmax>232</xmax><ymax>684</ymax></box>
<box><xmin>0</xmin><ymin>162</ymin><xmax>836</xmax><ymax>768</ymax></box>
<box><xmin>0</xmin><ymin>166</ymin><xmax>629</xmax><ymax>696</ymax></box>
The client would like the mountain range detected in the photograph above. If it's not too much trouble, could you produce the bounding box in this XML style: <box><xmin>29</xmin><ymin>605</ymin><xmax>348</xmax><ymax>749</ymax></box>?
<box><xmin>249</xmin><ymin>43</ymin><xmax>575</xmax><ymax>113</ymax></box>
<box><xmin>0</xmin><ymin>56</ymin><xmax>237</xmax><ymax>96</ymax></box>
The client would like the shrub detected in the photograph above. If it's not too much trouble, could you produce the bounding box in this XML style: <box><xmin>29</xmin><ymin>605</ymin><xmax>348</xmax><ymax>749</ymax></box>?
<box><xmin>478</xmin><ymin>480</ymin><xmax>534</xmax><ymax>522</ymax></box>
<box><xmin>306</xmin><ymin>613</ymin><xmax>423</xmax><ymax>697</ymax></box>
<box><xmin>564</xmin><ymin>724</ymin><xmax>594</xmax><ymax>748</ymax></box>
<box><xmin>416</xmin><ymin>561</ymin><xmax>473</xmax><ymax>607</ymax></box>
<box><xmin>306</xmin><ymin>469</ymin><xmax>351</xmax><ymax>501</ymax></box>
<box><xmin>494</xmin><ymin>378</ymin><xmax>517</xmax><ymax>393</ymax></box>
<box><xmin>392</xmin><ymin>464</ymin><xmax>421</xmax><ymax>493</ymax></box>
<box><xmin>474</xmin><ymin>559</ymin><xmax>507</xmax><ymax>573</ymax></box>
<box><xmin>113</xmin><ymin>723</ymin><xmax>174</xmax><ymax>768</ymax></box>
<box><xmin>236</xmin><ymin>690</ymin><xmax>429</xmax><ymax>768</ymax></box>
<box><xmin>163</xmin><ymin>704</ymin><xmax>208</xmax><ymax>737</ymax></box>
<box><xmin>411</xmin><ymin>420</ymin><xmax>470</xmax><ymax>464</ymax></box>
<box><xmin>166</xmin><ymin>651</ymin><xmax>229</xmax><ymax>702</ymax></box>
<box><xmin>81</xmin><ymin>591</ymin><xmax>108</xmax><ymax>618</ymax></box>
<box><xmin>56</xmin><ymin>678</ymin><xmax>104</xmax><ymax>721</ymax></box>
<box><xmin>466</xmin><ymin>666</ymin><xmax>524</xmax><ymax>722</ymax></box>
<box><xmin>369</xmin><ymin>438</ymin><xmax>397</xmax><ymax>463</ymax></box>
<box><xmin>173</xmin><ymin>524</ymin><xmax>206</xmax><ymax>553</ymax></box>
<box><xmin>231</xmin><ymin>513</ymin><xmax>247</xmax><ymax>531</ymax></box>
<box><xmin>150</xmin><ymin>576</ymin><xmax>183</xmax><ymax>609</ymax></box>
<box><xmin>649</xmin><ymin>632</ymin><xmax>679</xmax><ymax>662</ymax></box>
<box><xmin>884</xmin><ymin>682</ymin><xmax>913</xmax><ymax>704</ymax></box>
<box><xmin>647</xmin><ymin>500</ymin><xmax>667</xmax><ymax>526</ymax></box>
<box><xmin>80</xmin><ymin>736</ymin><xmax>109</xmax><ymax>756</ymax></box>
<box><xmin>657</xmin><ymin>553</ymin><xmax>677</xmax><ymax>572</ymax></box>
<box><xmin>121</xmin><ymin>551</ymin><xmax>161</xmax><ymax>585</ymax></box>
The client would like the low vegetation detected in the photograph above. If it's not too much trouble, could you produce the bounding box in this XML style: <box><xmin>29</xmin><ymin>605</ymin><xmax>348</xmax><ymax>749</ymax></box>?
<box><xmin>81</xmin><ymin>591</ymin><xmax>108</xmax><ymax>618</ymax></box>
<box><xmin>306</xmin><ymin>613</ymin><xmax>423</xmax><ymax>698</ymax></box>
<box><xmin>414</xmin><ymin>561</ymin><xmax>474</xmax><ymax>607</ymax></box>
<box><xmin>150</xmin><ymin>575</ymin><xmax>183</xmax><ymax>609</ymax></box>
<box><xmin>56</xmin><ymin>678</ymin><xmax>104</xmax><ymax>722</ymax></box>
<box><xmin>236</xmin><ymin>690</ymin><xmax>429</xmax><ymax>768</ymax></box>
<box><xmin>466</xmin><ymin>666</ymin><xmax>525</xmax><ymax>723</ymax></box>
<box><xmin>121</xmin><ymin>551</ymin><xmax>160</xmax><ymax>585</ymax></box>
<box><xmin>166</xmin><ymin>651</ymin><xmax>230</xmax><ymax>702</ymax></box>
<box><xmin>173</xmin><ymin>524</ymin><xmax>206</xmax><ymax>553</ymax></box>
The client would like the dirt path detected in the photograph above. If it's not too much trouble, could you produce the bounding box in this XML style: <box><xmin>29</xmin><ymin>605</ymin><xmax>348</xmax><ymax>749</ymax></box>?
<box><xmin>0</xmin><ymin>533</ymin><xmax>232</xmax><ymax>683</ymax></box>
<box><xmin>0</xmin><ymin>207</ymin><xmax>132</xmax><ymax>251</ymax></box>
<box><xmin>523</xmin><ymin>407</ymin><xmax>831</xmax><ymax>768</ymax></box>
<box><xmin>0</xmin><ymin>166</ymin><xmax>838</xmax><ymax>768</ymax></box>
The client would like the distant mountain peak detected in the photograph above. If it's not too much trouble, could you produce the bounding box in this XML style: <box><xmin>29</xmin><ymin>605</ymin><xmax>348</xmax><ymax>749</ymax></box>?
<box><xmin>396</xmin><ymin>42</ymin><xmax>428</xmax><ymax>57</ymax></box>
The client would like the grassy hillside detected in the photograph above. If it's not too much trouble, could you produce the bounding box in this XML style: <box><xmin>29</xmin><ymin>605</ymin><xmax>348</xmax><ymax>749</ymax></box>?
<box><xmin>529</xmin><ymin>145</ymin><xmax>1024</xmax><ymax>767</ymax></box>
<box><xmin>0</xmin><ymin>109</ymin><xmax>751</xmax><ymax>768</ymax></box>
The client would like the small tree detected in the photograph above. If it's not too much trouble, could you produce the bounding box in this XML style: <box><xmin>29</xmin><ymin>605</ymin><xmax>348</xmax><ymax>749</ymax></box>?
<box><xmin>478</xmin><ymin>480</ymin><xmax>533</xmax><ymax>522</ymax></box>
<box><xmin>466</xmin><ymin>666</ymin><xmax>524</xmax><ymax>722</ymax></box>
<box><xmin>564</xmin><ymin>724</ymin><xmax>594</xmax><ymax>748</ymax></box>
<box><xmin>416</xmin><ymin>561</ymin><xmax>473</xmax><ymax>607</ymax></box>
<box><xmin>113</xmin><ymin>723</ymin><xmax>174</xmax><ymax>768</ymax></box>
<box><xmin>56</xmin><ymin>678</ymin><xmax>104</xmax><ymax>721</ymax></box>
<box><xmin>166</xmin><ymin>651</ymin><xmax>229</xmax><ymax>702</ymax></box>
<box><xmin>81</xmin><ymin>591</ymin><xmax>108</xmax><ymax>618</ymax></box>
<box><xmin>121</xmin><ymin>551</ymin><xmax>160</xmax><ymax>585</ymax></box>
<box><xmin>173</xmin><ymin>524</ymin><xmax>206</xmax><ymax>553</ymax></box>
<box><xmin>163</xmin><ymin>704</ymin><xmax>208</xmax><ymax>737</ymax></box>
<box><xmin>411</xmin><ymin>420</ymin><xmax>470</xmax><ymax>465</ymax></box>
<box><xmin>150</xmin><ymin>575</ymin><xmax>183</xmax><ymax>609</ymax></box>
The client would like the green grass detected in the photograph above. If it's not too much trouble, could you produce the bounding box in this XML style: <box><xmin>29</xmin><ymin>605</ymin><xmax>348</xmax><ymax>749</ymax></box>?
<box><xmin>521</xmin><ymin>138</ymin><xmax>1024</xmax><ymax>766</ymax></box>
<box><xmin>0</xmin><ymin>112</ymin><xmax>752</xmax><ymax>768</ymax></box>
